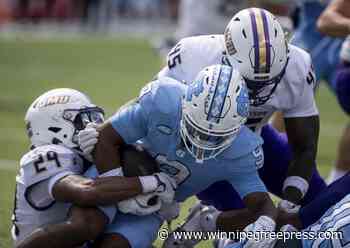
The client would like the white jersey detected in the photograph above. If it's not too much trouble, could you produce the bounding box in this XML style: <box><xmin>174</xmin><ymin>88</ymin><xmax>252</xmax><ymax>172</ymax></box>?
<box><xmin>158</xmin><ymin>35</ymin><xmax>318</xmax><ymax>132</ymax></box>
<box><xmin>12</xmin><ymin>144</ymin><xmax>83</xmax><ymax>245</ymax></box>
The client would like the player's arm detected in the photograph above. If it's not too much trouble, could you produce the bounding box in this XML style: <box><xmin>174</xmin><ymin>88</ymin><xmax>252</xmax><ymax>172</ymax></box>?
<box><xmin>217</xmin><ymin>192</ymin><xmax>277</xmax><ymax>232</ymax></box>
<box><xmin>317</xmin><ymin>0</ymin><xmax>350</xmax><ymax>37</ymax></box>
<box><xmin>281</xmin><ymin>54</ymin><xmax>320</xmax><ymax>205</ymax></box>
<box><xmin>16</xmin><ymin>206</ymin><xmax>107</xmax><ymax>248</ymax></box>
<box><xmin>283</xmin><ymin>115</ymin><xmax>319</xmax><ymax>204</ymax></box>
<box><xmin>80</xmin><ymin>86</ymin><xmax>177</xmax><ymax>203</ymax></box>
<box><xmin>52</xmin><ymin>173</ymin><xmax>142</xmax><ymax>206</ymax></box>
<box><xmin>217</xmin><ymin>147</ymin><xmax>278</xmax><ymax>232</ymax></box>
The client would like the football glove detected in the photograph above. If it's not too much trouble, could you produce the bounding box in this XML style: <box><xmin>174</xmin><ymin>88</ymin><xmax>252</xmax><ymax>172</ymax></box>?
<box><xmin>139</xmin><ymin>172</ymin><xmax>177</xmax><ymax>204</ymax></box>
<box><xmin>118</xmin><ymin>193</ymin><xmax>161</xmax><ymax>216</ymax></box>
<box><xmin>240</xmin><ymin>215</ymin><xmax>277</xmax><ymax>248</ymax></box>
<box><xmin>154</xmin><ymin>172</ymin><xmax>177</xmax><ymax>204</ymax></box>
<box><xmin>77</xmin><ymin>122</ymin><xmax>98</xmax><ymax>159</ymax></box>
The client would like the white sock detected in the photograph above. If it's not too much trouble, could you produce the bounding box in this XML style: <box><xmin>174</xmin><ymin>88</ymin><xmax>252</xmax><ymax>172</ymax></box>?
<box><xmin>327</xmin><ymin>168</ymin><xmax>348</xmax><ymax>184</ymax></box>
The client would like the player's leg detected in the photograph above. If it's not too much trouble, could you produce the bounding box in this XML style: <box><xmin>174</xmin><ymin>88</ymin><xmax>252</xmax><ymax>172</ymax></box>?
<box><xmin>328</xmin><ymin>63</ymin><xmax>350</xmax><ymax>182</ymax></box>
<box><xmin>93</xmin><ymin>213</ymin><xmax>162</xmax><ymax>248</ymax></box>
<box><xmin>259</xmin><ymin>124</ymin><xmax>327</xmax><ymax>205</ymax></box>
<box><xmin>197</xmin><ymin>181</ymin><xmax>245</xmax><ymax>211</ymax></box>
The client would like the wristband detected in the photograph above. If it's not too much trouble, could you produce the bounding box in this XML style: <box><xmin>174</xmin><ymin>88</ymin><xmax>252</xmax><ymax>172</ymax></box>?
<box><xmin>98</xmin><ymin>168</ymin><xmax>123</xmax><ymax>177</ymax></box>
<box><xmin>283</xmin><ymin>176</ymin><xmax>309</xmax><ymax>199</ymax></box>
<box><xmin>139</xmin><ymin>175</ymin><xmax>158</xmax><ymax>193</ymax></box>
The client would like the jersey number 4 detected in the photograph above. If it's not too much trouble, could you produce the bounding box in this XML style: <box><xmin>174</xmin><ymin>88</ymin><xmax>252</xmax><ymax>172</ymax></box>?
<box><xmin>34</xmin><ymin>151</ymin><xmax>61</xmax><ymax>173</ymax></box>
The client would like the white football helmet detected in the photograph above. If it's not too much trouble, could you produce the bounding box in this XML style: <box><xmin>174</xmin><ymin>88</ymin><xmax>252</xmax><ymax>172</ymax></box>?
<box><xmin>224</xmin><ymin>8</ymin><xmax>289</xmax><ymax>106</ymax></box>
<box><xmin>25</xmin><ymin>88</ymin><xmax>104</xmax><ymax>150</ymax></box>
<box><xmin>180</xmin><ymin>64</ymin><xmax>249</xmax><ymax>163</ymax></box>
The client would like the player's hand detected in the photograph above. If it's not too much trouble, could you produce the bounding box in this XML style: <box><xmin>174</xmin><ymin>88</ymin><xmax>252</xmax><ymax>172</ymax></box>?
<box><xmin>241</xmin><ymin>216</ymin><xmax>277</xmax><ymax>248</ymax></box>
<box><xmin>278</xmin><ymin>199</ymin><xmax>300</xmax><ymax>214</ymax></box>
<box><xmin>153</xmin><ymin>172</ymin><xmax>177</xmax><ymax>204</ymax></box>
<box><xmin>118</xmin><ymin>193</ymin><xmax>161</xmax><ymax>216</ymax></box>
<box><xmin>77</xmin><ymin>123</ymin><xmax>99</xmax><ymax>158</ymax></box>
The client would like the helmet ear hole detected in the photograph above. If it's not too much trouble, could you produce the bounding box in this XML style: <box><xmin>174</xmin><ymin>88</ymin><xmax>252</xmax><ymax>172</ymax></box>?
<box><xmin>234</xmin><ymin>17</ymin><xmax>240</xmax><ymax>21</ymax></box>
<box><xmin>48</xmin><ymin>127</ymin><xmax>62</xmax><ymax>133</ymax></box>
<box><xmin>274</xmin><ymin>29</ymin><xmax>278</xmax><ymax>37</ymax></box>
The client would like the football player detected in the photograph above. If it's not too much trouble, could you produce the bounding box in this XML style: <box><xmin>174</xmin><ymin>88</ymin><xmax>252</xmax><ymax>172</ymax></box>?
<box><xmin>13</xmin><ymin>88</ymin><xmax>175</xmax><ymax>248</ymax></box>
<box><xmin>157</xmin><ymin>7</ymin><xmax>325</xmax><ymax>233</ymax></box>
<box><xmin>78</xmin><ymin>64</ymin><xmax>279</xmax><ymax>248</ymax></box>
<box><xmin>317</xmin><ymin>0</ymin><xmax>350</xmax><ymax>182</ymax></box>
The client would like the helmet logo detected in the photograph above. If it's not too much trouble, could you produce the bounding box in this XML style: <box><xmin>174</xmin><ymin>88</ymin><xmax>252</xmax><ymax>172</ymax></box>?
<box><xmin>35</xmin><ymin>95</ymin><xmax>71</xmax><ymax>108</ymax></box>
<box><xmin>224</xmin><ymin>27</ymin><xmax>236</xmax><ymax>56</ymax></box>
<box><xmin>236</xmin><ymin>86</ymin><xmax>250</xmax><ymax>118</ymax></box>
<box><xmin>186</xmin><ymin>78</ymin><xmax>204</xmax><ymax>101</ymax></box>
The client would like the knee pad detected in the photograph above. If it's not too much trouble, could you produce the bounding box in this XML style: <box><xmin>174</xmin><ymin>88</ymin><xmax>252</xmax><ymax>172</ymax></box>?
<box><xmin>335</xmin><ymin>63</ymin><xmax>350</xmax><ymax>114</ymax></box>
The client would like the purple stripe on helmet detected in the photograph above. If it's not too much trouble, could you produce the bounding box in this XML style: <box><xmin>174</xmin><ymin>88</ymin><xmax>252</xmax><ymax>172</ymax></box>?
<box><xmin>260</xmin><ymin>9</ymin><xmax>271</xmax><ymax>73</ymax></box>
<box><xmin>249</xmin><ymin>10</ymin><xmax>259</xmax><ymax>74</ymax></box>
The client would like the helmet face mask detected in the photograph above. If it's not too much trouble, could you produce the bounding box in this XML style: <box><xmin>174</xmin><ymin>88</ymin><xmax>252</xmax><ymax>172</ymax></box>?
<box><xmin>64</xmin><ymin>107</ymin><xmax>104</xmax><ymax>131</ymax></box>
<box><xmin>63</xmin><ymin>106</ymin><xmax>105</xmax><ymax>146</ymax></box>
<box><xmin>180</xmin><ymin>65</ymin><xmax>249</xmax><ymax>163</ymax></box>
<box><xmin>245</xmin><ymin>58</ymin><xmax>288</xmax><ymax>106</ymax></box>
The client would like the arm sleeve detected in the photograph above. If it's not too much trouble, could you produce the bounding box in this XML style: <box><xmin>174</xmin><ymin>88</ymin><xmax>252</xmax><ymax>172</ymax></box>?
<box><xmin>229</xmin><ymin>170</ymin><xmax>267</xmax><ymax>199</ymax></box>
<box><xmin>228</xmin><ymin>150</ymin><xmax>267</xmax><ymax>199</ymax></box>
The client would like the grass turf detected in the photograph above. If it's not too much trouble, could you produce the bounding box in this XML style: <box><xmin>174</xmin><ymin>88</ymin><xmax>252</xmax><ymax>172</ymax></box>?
<box><xmin>0</xmin><ymin>37</ymin><xmax>347</xmax><ymax>247</ymax></box>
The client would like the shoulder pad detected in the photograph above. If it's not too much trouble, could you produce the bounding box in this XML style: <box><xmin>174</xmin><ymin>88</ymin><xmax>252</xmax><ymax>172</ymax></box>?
<box><xmin>139</xmin><ymin>78</ymin><xmax>186</xmax><ymax>116</ymax></box>
<box><xmin>167</xmin><ymin>35</ymin><xmax>225</xmax><ymax>83</ymax></box>
<box><xmin>19</xmin><ymin>145</ymin><xmax>83</xmax><ymax>187</ymax></box>
<box><xmin>220</xmin><ymin>126</ymin><xmax>263</xmax><ymax>160</ymax></box>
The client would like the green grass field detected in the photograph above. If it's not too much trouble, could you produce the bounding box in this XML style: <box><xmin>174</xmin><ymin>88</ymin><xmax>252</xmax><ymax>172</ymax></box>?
<box><xmin>0</xmin><ymin>37</ymin><xmax>347</xmax><ymax>247</ymax></box>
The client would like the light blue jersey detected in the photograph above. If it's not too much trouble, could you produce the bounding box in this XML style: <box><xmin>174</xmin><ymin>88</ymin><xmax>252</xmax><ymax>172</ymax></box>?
<box><xmin>88</xmin><ymin>77</ymin><xmax>267</xmax><ymax>248</ymax></box>
<box><xmin>110</xmin><ymin>77</ymin><xmax>266</xmax><ymax>202</ymax></box>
